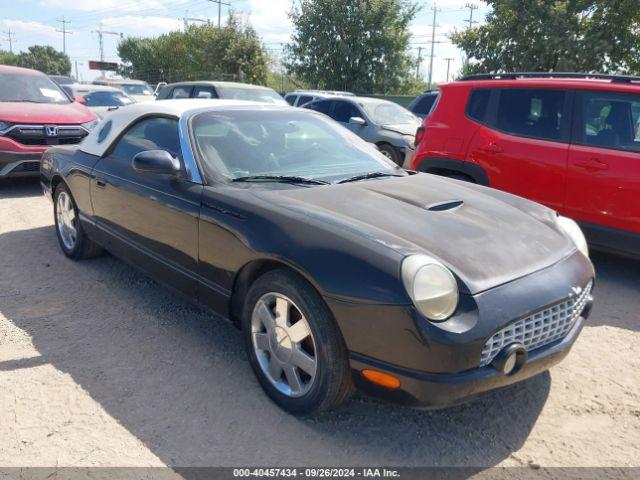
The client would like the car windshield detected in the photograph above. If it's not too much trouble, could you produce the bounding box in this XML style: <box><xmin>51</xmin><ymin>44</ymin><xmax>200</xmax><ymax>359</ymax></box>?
<box><xmin>215</xmin><ymin>86</ymin><xmax>287</xmax><ymax>105</ymax></box>
<box><xmin>360</xmin><ymin>99</ymin><xmax>419</xmax><ymax>125</ymax></box>
<box><xmin>192</xmin><ymin>109</ymin><xmax>404</xmax><ymax>184</ymax></box>
<box><xmin>121</xmin><ymin>84</ymin><xmax>153</xmax><ymax>96</ymax></box>
<box><xmin>83</xmin><ymin>91</ymin><xmax>134</xmax><ymax>107</ymax></box>
<box><xmin>0</xmin><ymin>72</ymin><xmax>70</xmax><ymax>104</ymax></box>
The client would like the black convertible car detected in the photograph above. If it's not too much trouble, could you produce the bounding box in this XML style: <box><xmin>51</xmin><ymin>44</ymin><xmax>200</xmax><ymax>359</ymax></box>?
<box><xmin>41</xmin><ymin>100</ymin><xmax>595</xmax><ymax>414</ymax></box>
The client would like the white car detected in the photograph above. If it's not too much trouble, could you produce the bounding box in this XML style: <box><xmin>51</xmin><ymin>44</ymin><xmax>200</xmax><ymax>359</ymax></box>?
<box><xmin>284</xmin><ymin>89</ymin><xmax>355</xmax><ymax>107</ymax></box>
<box><xmin>93</xmin><ymin>79</ymin><xmax>155</xmax><ymax>103</ymax></box>
<box><xmin>67</xmin><ymin>84</ymin><xmax>135</xmax><ymax>118</ymax></box>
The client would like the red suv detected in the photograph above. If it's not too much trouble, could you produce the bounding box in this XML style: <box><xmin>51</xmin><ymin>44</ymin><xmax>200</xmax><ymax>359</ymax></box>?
<box><xmin>0</xmin><ymin>65</ymin><xmax>98</xmax><ymax>179</ymax></box>
<box><xmin>412</xmin><ymin>73</ymin><xmax>640</xmax><ymax>258</ymax></box>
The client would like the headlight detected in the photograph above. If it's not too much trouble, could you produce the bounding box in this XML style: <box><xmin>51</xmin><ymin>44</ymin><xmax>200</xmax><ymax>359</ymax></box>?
<box><xmin>401</xmin><ymin>254</ymin><xmax>459</xmax><ymax>321</ymax></box>
<box><xmin>82</xmin><ymin>119</ymin><xmax>100</xmax><ymax>131</ymax></box>
<box><xmin>0</xmin><ymin>121</ymin><xmax>12</xmax><ymax>133</ymax></box>
<box><xmin>557</xmin><ymin>216</ymin><xmax>589</xmax><ymax>258</ymax></box>
<box><xmin>402</xmin><ymin>135</ymin><xmax>416</xmax><ymax>146</ymax></box>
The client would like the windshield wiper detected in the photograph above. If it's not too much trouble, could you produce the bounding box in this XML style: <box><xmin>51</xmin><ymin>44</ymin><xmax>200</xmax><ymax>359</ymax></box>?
<box><xmin>337</xmin><ymin>172</ymin><xmax>404</xmax><ymax>184</ymax></box>
<box><xmin>232</xmin><ymin>175</ymin><xmax>329</xmax><ymax>185</ymax></box>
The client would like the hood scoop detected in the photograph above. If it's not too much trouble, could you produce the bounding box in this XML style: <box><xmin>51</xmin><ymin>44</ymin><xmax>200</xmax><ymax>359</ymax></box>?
<box><xmin>425</xmin><ymin>200</ymin><xmax>464</xmax><ymax>212</ymax></box>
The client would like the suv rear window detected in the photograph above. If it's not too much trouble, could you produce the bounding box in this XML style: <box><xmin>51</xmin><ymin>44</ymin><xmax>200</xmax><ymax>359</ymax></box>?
<box><xmin>580</xmin><ymin>91</ymin><xmax>640</xmax><ymax>152</ymax></box>
<box><xmin>496</xmin><ymin>88</ymin><xmax>566</xmax><ymax>141</ymax></box>
<box><xmin>466</xmin><ymin>89</ymin><xmax>491</xmax><ymax>122</ymax></box>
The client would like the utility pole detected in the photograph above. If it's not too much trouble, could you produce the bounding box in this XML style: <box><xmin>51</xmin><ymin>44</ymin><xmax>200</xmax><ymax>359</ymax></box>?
<box><xmin>74</xmin><ymin>60</ymin><xmax>79</xmax><ymax>81</ymax></box>
<box><xmin>92</xmin><ymin>29</ymin><xmax>122</xmax><ymax>77</ymax></box>
<box><xmin>465</xmin><ymin>3</ymin><xmax>479</xmax><ymax>29</ymax></box>
<box><xmin>444</xmin><ymin>57</ymin><xmax>454</xmax><ymax>82</ymax></box>
<box><xmin>3</xmin><ymin>29</ymin><xmax>15</xmax><ymax>53</ymax></box>
<box><xmin>415</xmin><ymin>46</ymin><xmax>423</xmax><ymax>80</ymax></box>
<box><xmin>206</xmin><ymin>0</ymin><xmax>231</xmax><ymax>28</ymax></box>
<box><xmin>427</xmin><ymin>4</ymin><xmax>440</xmax><ymax>90</ymax></box>
<box><xmin>56</xmin><ymin>16</ymin><xmax>72</xmax><ymax>54</ymax></box>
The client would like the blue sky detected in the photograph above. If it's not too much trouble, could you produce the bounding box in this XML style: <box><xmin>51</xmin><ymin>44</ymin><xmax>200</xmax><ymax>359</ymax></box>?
<box><xmin>1</xmin><ymin>0</ymin><xmax>489</xmax><ymax>84</ymax></box>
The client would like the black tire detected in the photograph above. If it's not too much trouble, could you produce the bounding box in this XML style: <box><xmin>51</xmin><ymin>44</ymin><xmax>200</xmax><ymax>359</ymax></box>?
<box><xmin>378</xmin><ymin>143</ymin><xmax>402</xmax><ymax>166</ymax></box>
<box><xmin>53</xmin><ymin>183</ymin><xmax>103</xmax><ymax>260</ymax></box>
<box><xmin>241</xmin><ymin>269</ymin><xmax>354</xmax><ymax>414</ymax></box>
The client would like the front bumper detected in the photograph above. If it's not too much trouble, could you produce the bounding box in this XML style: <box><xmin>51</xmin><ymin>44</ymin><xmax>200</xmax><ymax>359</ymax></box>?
<box><xmin>350</xmin><ymin>311</ymin><xmax>587</xmax><ymax>407</ymax></box>
<box><xmin>0</xmin><ymin>151</ymin><xmax>42</xmax><ymax>178</ymax></box>
<box><xmin>326</xmin><ymin>251</ymin><xmax>595</xmax><ymax>407</ymax></box>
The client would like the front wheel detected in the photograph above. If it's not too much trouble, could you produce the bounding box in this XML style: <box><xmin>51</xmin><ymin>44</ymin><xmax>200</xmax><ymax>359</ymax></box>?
<box><xmin>54</xmin><ymin>184</ymin><xmax>103</xmax><ymax>260</ymax></box>
<box><xmin>242</xmin><ymin>269</ymin><xmax>354</xmax><ymax>414</ymax></box>
<box><xmin>378</xmin><ymin>144</ymin><xmax>402</xmax><ymax>166</ymax></box>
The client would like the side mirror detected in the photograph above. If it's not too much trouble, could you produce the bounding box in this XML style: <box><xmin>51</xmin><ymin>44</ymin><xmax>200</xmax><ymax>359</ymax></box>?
<box><xmin>132</xmin><ymin>150</ymin><xmax>181</xmax><ymax>175</ymax></box>
<box><xmin>349</xmin><ymin>116</ymin><xmax>366</xmax><ymax>126</ymax></box>
<box><xmin>74</xmin><ymin>96</ymin><xmax>86</xmax><ymax>105</ymax></box>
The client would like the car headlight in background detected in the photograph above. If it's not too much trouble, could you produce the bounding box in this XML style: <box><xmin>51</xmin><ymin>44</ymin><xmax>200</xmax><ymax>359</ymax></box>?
<box><xmin>402</xmin><ymin>135</ymin><xmax>416</xmax><ymax>147</ymax></box>
<box><xmin>401</xmin><ymin>254</ymin><xmax>459</xmax><ymax>321</ymax></box>
<box><xmin>81</xmin><ymin>119</ymin><xmax>101</xmax><ymax>131</ymax></box>
<box><xmin>557</xmin><ymin>216</ymin><xmax>589</xmax><ymax>258</ymax></box>
<box><xmin>0</xmin><ymin>121</ymin><xmax>13</xmax><ymax>133</ymax></box>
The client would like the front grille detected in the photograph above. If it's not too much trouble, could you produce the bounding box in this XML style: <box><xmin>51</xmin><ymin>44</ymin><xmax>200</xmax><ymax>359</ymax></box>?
<box><xmin>5</xmin><ymin>125</ymin><xmax>87</xmax><ymax>146</ymax></box>
<box><xmin>21</xmin><ymin>161</ymin><xmax>40</xmax><ymax>172</ymax></box>
<box><xmin>480</xmin><ymin>281</ymin><xmax>593</xmax><ymax>367</ymax></box>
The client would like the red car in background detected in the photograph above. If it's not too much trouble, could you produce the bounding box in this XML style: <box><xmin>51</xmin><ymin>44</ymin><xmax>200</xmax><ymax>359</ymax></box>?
<box><xmin>412</xmin><ymin>73</ymin><xmax>640</xmax><ymax>258</ymax></box>
<box><xmin>0</xmin><ymin>65</ymin><xmax>98</xmax><ymax>179</ymax></box>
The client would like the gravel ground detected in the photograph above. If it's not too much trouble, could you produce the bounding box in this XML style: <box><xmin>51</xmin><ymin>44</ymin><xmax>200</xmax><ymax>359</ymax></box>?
<box><xmin>1</xmin><ymin>178</ymin><xmax>639</xmax><ymax>471</ymax></box>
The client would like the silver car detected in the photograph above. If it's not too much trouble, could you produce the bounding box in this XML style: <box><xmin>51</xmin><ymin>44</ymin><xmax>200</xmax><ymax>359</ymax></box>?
<box><xmin>304</xmin><ymin>96</ymin><xmax>420</xmax><ymax>166</ymax></box>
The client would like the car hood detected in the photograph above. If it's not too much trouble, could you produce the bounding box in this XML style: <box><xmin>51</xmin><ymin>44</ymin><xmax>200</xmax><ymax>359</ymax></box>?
<box><xmin>264</xmin><ymin>174</ymin><xmax>575</xmax><ymax>295</ymax></box>
<box><xmin>0</xmin><ymin>101</ymin><xmax>96</xmax><ymax>124</ymax></box>
<box><xmin>381</xmin><ymin>123</ymin><xmax>419</xmax><ymax>136</ymax></box>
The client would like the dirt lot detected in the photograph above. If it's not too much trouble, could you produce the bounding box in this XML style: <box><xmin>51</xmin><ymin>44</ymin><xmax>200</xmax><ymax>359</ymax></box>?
<box><xmin>1</xmin><ymin>178</ymin><xmax>639</xmax><ymax>471</ymax></box>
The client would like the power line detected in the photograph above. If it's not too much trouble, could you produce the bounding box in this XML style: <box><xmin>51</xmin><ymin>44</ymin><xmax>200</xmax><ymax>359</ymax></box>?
<box><xmin>444</xmin><ymin>57</ymin><xmax>454</xmax><ymax>82</ymax></box>
<box><xmin>3</xmin><ymin>29</ymin><xmax>15</xmax><ymax>53</ymax></box>
<box><xmin>206</xmin><ymin>0</ymin><xmax>231</xmax><ymax>28</ymax></box>
<box><xmin>56</xmin><ymin>16</ymin><xmax>73</xmax><ymax>54</ymax></box>
<box><xmin>427</xmin><ymin>4</ymin><xmax>441</xmax><ymax>90</ymax></box>
<box><xmin>465</xmin><ymin>3</ymin><xmax>479</xmax><ymax>29</ymax></box>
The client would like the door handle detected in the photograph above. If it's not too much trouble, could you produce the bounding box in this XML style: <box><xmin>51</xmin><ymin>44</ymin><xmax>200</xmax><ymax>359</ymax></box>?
<box><xmin>95</xmin><ymin>178</ymin><xmax>106</xmax><ymax>188</ymax></box>
<box><xmin>480</xmin><ymin>142</ymin><xmax>503</xmax><ymax>154</ymax></box>
<box><xmin>575</xmin><ymin>158</ymin><xmax>609</xmax><ymax>171</ymax></box>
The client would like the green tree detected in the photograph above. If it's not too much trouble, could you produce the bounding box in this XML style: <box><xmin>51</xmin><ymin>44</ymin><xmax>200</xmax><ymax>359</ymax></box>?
<box><xmin>14</xmin><ymin>46</ymin><xmax>71</xmax><ymax>75</ymax></box>
<box><xmin>285</xmin><ymin>0</ymin><xmax>420</xmax><ymax>93</ymax></box>
<box><xmin>118</xmin><ymin>14</ymin><xmax>269</xmax><ymax>84</ymax></box>
<box><xmin>452</xmin><ymin>0</ymin><xmax>640</xmax><ymax>74</ymax></box>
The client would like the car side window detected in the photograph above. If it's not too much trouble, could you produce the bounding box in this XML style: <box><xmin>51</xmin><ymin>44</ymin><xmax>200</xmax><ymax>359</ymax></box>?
<box><xmin>413</xmin><ymin>94</ymin><xmax>438</xmax><ymax>115</ymax></box>
<box><xmin>111</xmin><ymin>117</ymin><xmax>182</xmax><ymax>162</ymax></box>
<box><xmin>466</xmin><ymin>88</ymin><xmax>492</xmax><ymax>123</ymax></box>
<box><xmin>193</xmin><ymin>86</ymin><xmax>217</xmax><ymax>99</ymax></box>
<box><xmin>306</xmin><ymin>100</ymin><xmax>333</xmax><ymax>115</ymax></box>
<box><xmin>495</xmin><ymin>88</ymin><xmax>566</xmax><ymax>141</ymax></box>
<box><xmin>332</xmin><ymin>101</ymin><xmax>360</xmax><ymax>123</ymax></box>
<box><xmin>297</xmin><ymin>95</ymin><xmax>314</xmax><ymax>106</ymax></box>
<box><xmin>284</xmin><ymin>94</ymin><xmax>296</xmax><ymax>105</ymax></box>
<box><xmin>171</xmin><ymin>86</ymin><xmax>192</xmax><ymax>99</ymax></box>
<box><xmin>580</xmin><ymin>92</ymin><xmax>640</xmax><ymax>152</ymax></box>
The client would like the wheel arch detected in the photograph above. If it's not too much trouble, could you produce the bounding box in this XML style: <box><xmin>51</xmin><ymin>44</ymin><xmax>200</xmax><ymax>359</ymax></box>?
<box><xmin>415</xmin><ymin>157</ymin><xmax>489</xmax><ymax>186</ymax></box>
<box><xmin>229</xmin><ymin>257</ymin><xmax>327</xmax><ymax>326</ymax></box>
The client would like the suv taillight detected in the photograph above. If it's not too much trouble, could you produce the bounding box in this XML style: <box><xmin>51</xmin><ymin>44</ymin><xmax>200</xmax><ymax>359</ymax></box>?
<box><xmin>414</xmin><ymin>125</ymin><xmax>425</xmax><ymax>147</ymax></box>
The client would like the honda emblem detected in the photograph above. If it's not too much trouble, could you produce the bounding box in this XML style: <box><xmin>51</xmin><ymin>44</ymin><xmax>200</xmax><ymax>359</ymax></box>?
<box><xmin>44</xmin><ymin>126</ymin><xmax>59</xmax><ymax>137</ymax></box>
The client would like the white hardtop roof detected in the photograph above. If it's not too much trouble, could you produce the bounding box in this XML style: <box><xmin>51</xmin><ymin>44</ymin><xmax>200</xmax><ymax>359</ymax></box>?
<box><xmin>70</xmin><ymin>84</ymin><xmax>124</xmax><ymax>94</ymax></box>
<box><xmin>80</xmin><ymin>99</ymin><xmax>293</xmax><ymax>157</ymax></box>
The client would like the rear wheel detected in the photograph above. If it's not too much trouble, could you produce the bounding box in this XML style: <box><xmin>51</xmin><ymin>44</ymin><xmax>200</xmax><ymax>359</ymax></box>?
<box><xmin>242</xmin><ymin>269</ymin><xmax>353</xmax><ymax>414</ymax></box>
<box><xmin>54</xmin><ymin>184</ymin><xmax>103</xmax><ymax>260</ymax></box>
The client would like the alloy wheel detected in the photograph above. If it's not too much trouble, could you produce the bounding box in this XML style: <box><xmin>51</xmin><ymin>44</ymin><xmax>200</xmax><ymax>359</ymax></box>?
<box><xmin>251</xmin><ymin>292</ymin><xmax>318</xmax><ymax>398</ymax></box>
<box><xmin>56</xmin><ymin>191</ymin><xmax>77</xmax><ymax>251</ymax></box>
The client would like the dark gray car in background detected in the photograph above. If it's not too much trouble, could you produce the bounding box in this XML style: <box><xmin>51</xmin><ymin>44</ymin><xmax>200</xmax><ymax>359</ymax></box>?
<box><xmin>304</xmin><ymin>96</ymin><xmax>421</xmax><ymax>166</ymax></box>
